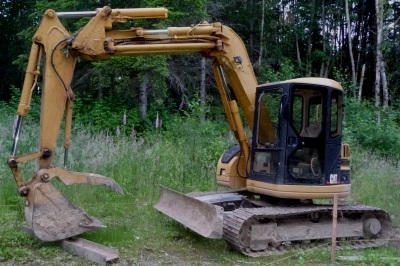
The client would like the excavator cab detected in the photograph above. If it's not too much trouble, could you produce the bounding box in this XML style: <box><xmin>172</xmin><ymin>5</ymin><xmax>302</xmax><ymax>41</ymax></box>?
<box><xmin>251</xmin><ymin>79</ymin><xmax>350</xmax><ymax>188</ymax></box>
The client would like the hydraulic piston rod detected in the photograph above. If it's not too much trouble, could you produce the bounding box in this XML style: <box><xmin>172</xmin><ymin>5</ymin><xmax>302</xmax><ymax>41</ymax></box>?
<box><xmin>57</xmin><ymin>7</ymin><xmax>168</xmax><ymax>19</ymax></box>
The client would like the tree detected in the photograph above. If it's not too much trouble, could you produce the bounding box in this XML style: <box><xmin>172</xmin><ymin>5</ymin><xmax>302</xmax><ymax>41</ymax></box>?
<box><xmin>7</xmin><ymin>0</ymin><xmax>400</xmax><ymax>127</ymax></box>
<box><xmin>345</xmin><ymin>0</ymin><xmax>357</xmax><ymax>88</ymax></box>
<box><xmin>0</xmin><ymin>0</ymin><xmax>36</xmax><ymax>100</ymax></box>
<box><xmin>374</xmin><ymin>0</ymin><xmax>389</xmax><ymax>109</ymax></box>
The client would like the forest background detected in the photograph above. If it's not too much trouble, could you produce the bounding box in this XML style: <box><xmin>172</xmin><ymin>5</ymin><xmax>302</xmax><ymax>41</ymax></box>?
<box><xmin>0</xmin><ymin>0</ymin><xmax>398</xmax><ymax>137</ymax></box>
<box><xmin>0</xmin><ymin>0</ymin><xmax>399</xmax><ymax>140</ymax></box>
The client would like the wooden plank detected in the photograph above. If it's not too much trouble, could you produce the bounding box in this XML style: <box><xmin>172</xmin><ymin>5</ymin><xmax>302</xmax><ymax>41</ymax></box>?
<box><xmin>61</xmin><ymin>237</ymin><xmax>119</xmax><ymax>265</ymax></box>
<box><xmin>331</xmin><ymin>194</ymin><xmax>338</xmax><ymax>263</ymax></box>
<box><xmin>23</xmin><ymin>225</ymin><xmax>119</xmax><ymax>264</ymax></box>
<box><xmin>337</xmin><ymin>256</ymin><xmax>400</xmax><ymax>262</ymax></box>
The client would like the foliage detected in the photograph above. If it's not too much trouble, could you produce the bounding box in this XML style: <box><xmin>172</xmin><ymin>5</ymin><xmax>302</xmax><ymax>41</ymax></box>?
<box><xmin>343</xmin><ymin>98</ymin><xmax>400</xmax><ymax>162</ymax></box>
<box><xmin>350</xmin><ymin>152</ymin><xmax>400</xmax><ymax>220</ymax></box>
<box><xmin>90</xmin><ymin>55</ymin><xmax>169</xmax><ymax>103</ymax></box>
<box><xmin>0</xmin><ymin>222</ymin><xmax>34</xmax><ymax>260</ymax></box>
<box><xmin>332</xmin><ymin>67</ymin><xmax>359</xmax><ymax>98</ymax></box>
<box><xmin>3</xmin><ymin>0</ymin><xmax>400</xmax><ymax>113</ymax></box>
<box><xmin>0</xmin><ymin>103</ymin><xmax>399</xmax><ymax>265</ymax></box>
<box><xmin>162</xmin><ymin>98</ymin><xmax>232</xmax><ymax>170</ymax></box>
<box><xmin>257</xmin><ymin>58</ymin><xmax>300</xmax><ymax>83</ymax></box>
<box><xmin>2</xmin><ymin>0</ymin><xmax>400</xmax><ymax>149</ymax></box>
<box><xmin>3</xmin><ymin>86</ymin><xmax>41</xmax><ymax>122</ymax></box>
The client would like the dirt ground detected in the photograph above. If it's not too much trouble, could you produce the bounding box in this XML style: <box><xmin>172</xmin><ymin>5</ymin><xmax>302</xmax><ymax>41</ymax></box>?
<box><xmin>391</xmin><ymin>226</ymin><xmax>400</xmax><ymax>248</ymax></box>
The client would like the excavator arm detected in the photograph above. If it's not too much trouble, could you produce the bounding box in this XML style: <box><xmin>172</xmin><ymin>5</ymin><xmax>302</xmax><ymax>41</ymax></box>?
<box><xmin>9</xmin><ymin>6</ymin><xmax>273</xmax><ymax>242</ymax></box>
<box><xmin>8</xmin><ymin>8</ymin><xmax>127</xmax><ymax>241</ymax></box>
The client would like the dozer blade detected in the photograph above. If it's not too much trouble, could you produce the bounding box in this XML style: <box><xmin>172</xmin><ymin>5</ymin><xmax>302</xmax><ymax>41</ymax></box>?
<box><xmin>155</xmin><ymin>186</ymin><xmax>224</xmax><ymax>239</ymax></box>
<box><xmin>25</xmin><ymin>182</ymin><xmax>106</xmax><ymax>241</ymax></box>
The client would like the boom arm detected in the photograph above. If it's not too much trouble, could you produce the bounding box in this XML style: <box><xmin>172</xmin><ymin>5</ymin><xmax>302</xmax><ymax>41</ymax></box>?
<box><xmin>8</xmin><ymin>6</ymin><xmax>275</xmax><ymax>241</ymax></box>
<box><xmin>71</xmin><ymin>5</ymin><xmax>264</xmax><ymax>161</ymax></box>
<box><xmin>88</xmin><ymin>6</ymin><xmax>275</xmax><ymax>174</ymax></box>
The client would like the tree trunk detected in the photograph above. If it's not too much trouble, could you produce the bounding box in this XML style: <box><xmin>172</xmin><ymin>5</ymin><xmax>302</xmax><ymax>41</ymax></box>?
<box><xmin>98</xmin><ymin>76</ymin><xmax>103</xmax><ymax>100</ymax></box>
<box><xmin>381</xmin><ymin>60</ymin><xmax>389</xmax><ymax>108</ymax></box>
<box><xmin>354</xmin><ymin>1</ymin><xmax>366</xmax><ymax>79</ymax></box>
<box><xmin>345</xmin><ymin>0</ymin><xmax>357</xmax><ymax>90</ymax></box>
<box><xmin>139</xmin><ymin>74</ymin><xmax>149</xmax><ymax>120</ymax></box>
<box><xmin>109</xmin><ymin>72</ymin><xmax>115</xmax><ymax>97</ymax></box>
<box><xmin>358</xmin><ymin>64</ymin><xmax>365</xmax><ymax>101</ymax></box>
<box><xmin>375</xmin><ymin>0</ymin><xmax>381</xmax><ymax>108</ymax></box>
<box><xmin>200</xmin><ymin>57</ymin><xmax>206</xmax><ymax>107</ymax></box>
<box><xmin>306</xmin><ymin>0</ymin><xmax>316</xmax><ymax>76</ymax></box>
<box><xmin>323</xmin><ymin>11</ymin><xmax>336</xmax><ymax>78</ymax></box>
<box><xmin>375</xmin><ymin>0</ymin><xmax>389</xmax><ymax>109</ymax></box>
<box><xmin>248</xmin><ymin>0</ymin><xmax>255</xmax><ymax>61</ymax></box>
<box><xmin>320</xmin><ymin>0</ymin><xmax>325</xmax><ymax>77</ymax></box>
<box><xmin>258</xmin><ymin>0</ymin><xmax>266</xmax><ymax>67</ymax></box>
<box><xmin>296</xmin><ymin>33</ymin><xmax>303</xmax><ymax>76</ymax></box>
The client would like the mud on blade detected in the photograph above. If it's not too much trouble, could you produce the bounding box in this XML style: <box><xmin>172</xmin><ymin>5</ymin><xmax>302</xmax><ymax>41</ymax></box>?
<box><xmin>25</xmin><ymin>182</ymin><xmax>106</xmax><ymax>241</ymax></box>
<box><xmin>155</xmin><ymin>186</ymin><xmax>224</xmax><ymax>239</ymax></box>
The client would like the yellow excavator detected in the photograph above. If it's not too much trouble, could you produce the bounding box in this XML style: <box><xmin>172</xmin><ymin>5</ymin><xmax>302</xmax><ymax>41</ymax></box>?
<box><xmin>9</xmin><ymin>6</ymin><xmax>391</xmax><ymax>256</ymax></box>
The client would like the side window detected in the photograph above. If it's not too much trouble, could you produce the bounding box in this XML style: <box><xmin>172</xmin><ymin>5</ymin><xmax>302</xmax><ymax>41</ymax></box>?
<box><xmin>292</xmin><ymin>95</ymin><xmax>303</xmax><ymax>134</ymax></box>
<box><xmin>330</xmin><ymin>91</ymin><xmax>342</xmax><ymax>137</ymax></box>
<box><xmin>256</xmin><ymin>89</ymin><xmax>282</xmax><ymax>146</ymax></box>
<box><xmin>308</xmin><ymin>95</ymin><xmax>322</xmax><ymax>127</ymax></box>
<box><xmin>295</xmin><ymin>88</ymin><xmax>323</xmax><ymax>138</ymax></box>
<box><xmin>253</xmin><ymin>89</ymin><xmax>282</xmax><ymax>175</ymax></box>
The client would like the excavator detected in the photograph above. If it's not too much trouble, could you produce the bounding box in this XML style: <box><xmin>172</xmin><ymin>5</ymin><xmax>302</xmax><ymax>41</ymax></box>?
<box><xmin>9</xmin><ymin>6</ymin><xmax>391</xmax><ymax>257</ymax></box>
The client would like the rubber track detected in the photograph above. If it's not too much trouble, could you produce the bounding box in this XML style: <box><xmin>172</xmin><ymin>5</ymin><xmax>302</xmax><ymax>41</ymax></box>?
<box><xmin>223</xmin><ymin>205</ymin><xmax>392</xmax><ymax>257</ymax></box>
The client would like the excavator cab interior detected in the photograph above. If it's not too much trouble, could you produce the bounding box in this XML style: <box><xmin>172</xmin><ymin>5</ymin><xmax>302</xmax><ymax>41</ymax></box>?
<box><xmin>251</xmin><ymin>81</ymin><xmax>348</xmax><ymax>186</ymax></box>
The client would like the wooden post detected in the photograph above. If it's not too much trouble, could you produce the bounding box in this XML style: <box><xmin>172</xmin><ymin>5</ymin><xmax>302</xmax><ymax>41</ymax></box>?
<box><xmin>331</xmin><ymin>194</ymin><xmax>338</xmax><ymax>263</ymax></box>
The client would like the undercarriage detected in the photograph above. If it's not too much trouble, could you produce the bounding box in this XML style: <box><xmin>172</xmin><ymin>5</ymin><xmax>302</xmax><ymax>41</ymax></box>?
<box><xmin>156</xmin><ymin>186</ymin><xmax>392</xmax><ymax>257</ymax></box>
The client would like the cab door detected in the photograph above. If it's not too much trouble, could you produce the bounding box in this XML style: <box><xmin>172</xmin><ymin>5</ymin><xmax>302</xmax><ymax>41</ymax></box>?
<box><xmin>250</xmin><ymin>87</ymin><xmax>287</xmax><ymax>184</ymax></box>
<box><xmin>286</xmin><ymin>87</ymin><xmax>327</xmax><ymax>185</ymax></box>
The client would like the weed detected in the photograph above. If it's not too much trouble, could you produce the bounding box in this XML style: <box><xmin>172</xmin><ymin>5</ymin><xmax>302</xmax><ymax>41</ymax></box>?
<box><xmin>0</xmin><ymin>109</ymin><xmax>400</xmax><ymax>265</ymax></box>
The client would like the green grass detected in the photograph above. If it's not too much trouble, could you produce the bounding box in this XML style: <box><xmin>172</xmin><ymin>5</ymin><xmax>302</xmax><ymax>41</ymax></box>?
<box><xmin>350</xmin><ymin>151</ymin><xmax>400</xmax><ymax>224</ymax></box>
<box><xmin>1</xmin><ymin>112</ymin><xmax>400</xmax><ymax>265</ymax></box>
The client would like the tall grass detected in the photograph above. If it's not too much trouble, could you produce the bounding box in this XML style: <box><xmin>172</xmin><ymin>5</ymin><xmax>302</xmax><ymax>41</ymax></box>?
<box><xmin>350</xmin><ymin>149</ymin><xmax>400</xmax><ymax>224</ymax></box>
<box><xmin>0</xmin><ymin>110</ymin><xmax>231</xmax><ymax>248</ymax></box>
<box><xmin>0</xmin><ymin>111</ymin><xmax>25</xmax><ymax>218</ymax></box>
<box><xmin>1</xmin><ymin>106</ymin><xmax>399</xmax><ymax>264</ymax></box>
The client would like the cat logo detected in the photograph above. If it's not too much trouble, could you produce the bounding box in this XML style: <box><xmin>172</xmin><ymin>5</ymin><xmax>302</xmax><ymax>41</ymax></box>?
<box><xmin>329</xmin><ymin>174</ymin><xmax>338</xmax><ymax>184</ymax></box>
